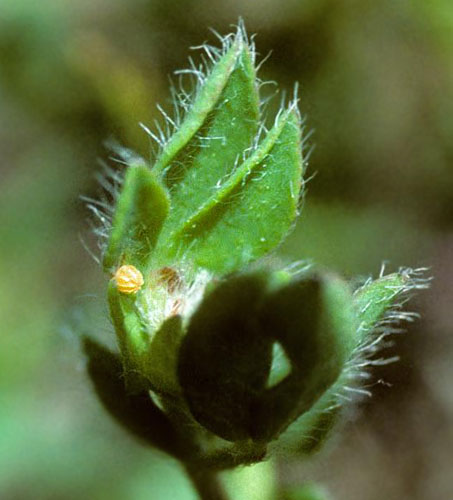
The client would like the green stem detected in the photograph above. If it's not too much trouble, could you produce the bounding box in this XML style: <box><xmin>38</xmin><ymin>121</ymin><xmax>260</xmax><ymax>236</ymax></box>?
<box><xmin>185</xmin><ymin>464</ymin><xmax>230</xmax><ymax>500</ymax></box>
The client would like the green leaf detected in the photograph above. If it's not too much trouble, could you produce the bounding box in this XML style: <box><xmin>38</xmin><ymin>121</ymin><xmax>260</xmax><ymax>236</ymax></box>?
<box><xmin>142</xmin><ymin>315</ymin><xmax>184</xmax><ymax>396</ymax></box>
<box><xmin>163</xmin><ymin>109</ymin><xmax>303</xmax><ymax>274</ymax></box>
<box><xmin>108</xmin><ymin>281</ymin><xmax>184</xmax><ymax>396</ymax></box>
<box><xmin>103</xmin><ymin>164</ymin><xmax>170</xmax><ymax>271</ymax></box>
<box><xmin>157</xmin><ymin>42</ymin><xmax>260</xmax><ymax>241</ymax></box>
<box><xmin>152</xmin><ymin>35</ymin><xmax>244</xmax><ymax>177</ymax></box>
<box><xmin>269</xmin><ymin>389</ymin><xmax>341</xmax><ymax>456</ymax></box>
<box><xmin>271</xmin><ymin>271</ymin><xmax>423</xmax><ymax>455</ymax></box>
<box><xmin>354</xmin><ymin>272</ymin><xmax>408</xmax><ymax>339</ymax></box>
<box><xmin>267</xmin><ymin>341</ymin><xmax>292</xmax><ymax>389</ymax></box>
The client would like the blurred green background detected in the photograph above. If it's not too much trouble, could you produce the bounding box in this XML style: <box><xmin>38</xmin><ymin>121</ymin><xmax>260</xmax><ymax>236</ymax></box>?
<box><xmin>1</xmin><ymin>1</ymin><xmax>452</xmax><ymax>498</ymax></box>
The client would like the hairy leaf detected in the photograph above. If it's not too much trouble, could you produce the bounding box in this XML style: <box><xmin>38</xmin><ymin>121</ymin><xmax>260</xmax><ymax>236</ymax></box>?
<box><xmin>354</xmin><ymin>272</ymin><xmax>409</xmax><ymax>339</ymax></box>
<box><xmin>162</xmin><ymin>109</ymin><xmax>303</xmax><ymax>274</ymax></box>
<box><xmin>269</xmin><ymin>389</ymin><xmax>341</xmax><ymax>456</ymax></box>
<box><xmin>152</xmin><ymin>35</ymin><xmax>244</xmax><ymax>177</ymax></box>
<box><xmin>157</xmin><ymin>41</ymin><xmax>260</xmax><ymax>242</ymax></box>
<box><xmin>103</xmin><ymin>164</ymin><xmax>169</xmax><ymax>271</ymax></box>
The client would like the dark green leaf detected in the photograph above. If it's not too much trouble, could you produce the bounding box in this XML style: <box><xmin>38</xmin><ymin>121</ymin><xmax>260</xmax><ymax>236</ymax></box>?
<box><xmin>178</xmin><ymin>272</ymin><xmax>273</xmax><ymax>441</ymax></box>
<box><xmin>82</xmin><ymin>337</ymin><xmax>192</xmax><ymax>459</ymax></box>
<box><xmin>178</xmin><ymin>269</ymin><xmax>356</xmax><ymax>443</ymax></box>
<box><xmin>252</xmin><ymin>272</ymin><xmax>356</xmax><ymax>441</ymax></box>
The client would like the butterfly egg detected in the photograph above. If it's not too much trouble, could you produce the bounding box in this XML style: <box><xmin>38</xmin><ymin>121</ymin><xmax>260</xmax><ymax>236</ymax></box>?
<box><xmin>114</xmin><ymin>265</ymin><xmax>144</xmax><ymax>294</ymax></box>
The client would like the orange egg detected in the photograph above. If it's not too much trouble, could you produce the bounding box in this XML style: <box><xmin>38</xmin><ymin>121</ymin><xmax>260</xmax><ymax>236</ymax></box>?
<box><xmin>114</xmin><ymin>265</ymin><xmax>144</xmax><ymax>294</ymax></box>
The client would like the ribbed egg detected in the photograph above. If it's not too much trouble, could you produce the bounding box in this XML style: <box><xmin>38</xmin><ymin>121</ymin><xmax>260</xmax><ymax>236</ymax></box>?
<box><xmin>114</xmin><ymin>264</ymin><xmax>144</xmax><ymax>294</ymax></box>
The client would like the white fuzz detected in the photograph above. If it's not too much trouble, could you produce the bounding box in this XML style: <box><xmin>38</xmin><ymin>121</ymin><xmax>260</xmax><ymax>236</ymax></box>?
<box><xmin>340</xmin><ymin>266</ymin><xmax>431</xmax><ymax>404</ymax></box>
<box><xmin>138</xmin><ymin>267</ymin><xmax>212</xmax><ymax>334</ymax></box>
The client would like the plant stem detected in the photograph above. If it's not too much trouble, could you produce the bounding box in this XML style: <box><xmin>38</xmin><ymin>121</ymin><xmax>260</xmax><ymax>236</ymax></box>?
<box><xmin>185</xmin><ymin>464</ymin><xmax>230</xmax><ymax>500</ymax></box>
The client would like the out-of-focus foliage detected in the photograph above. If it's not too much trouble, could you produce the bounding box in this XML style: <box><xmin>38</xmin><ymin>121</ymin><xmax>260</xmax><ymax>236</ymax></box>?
<box><xmin>0</xmin><ymin>0</ymin><xmax>451</xmax><ymax>499</ymax></box>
